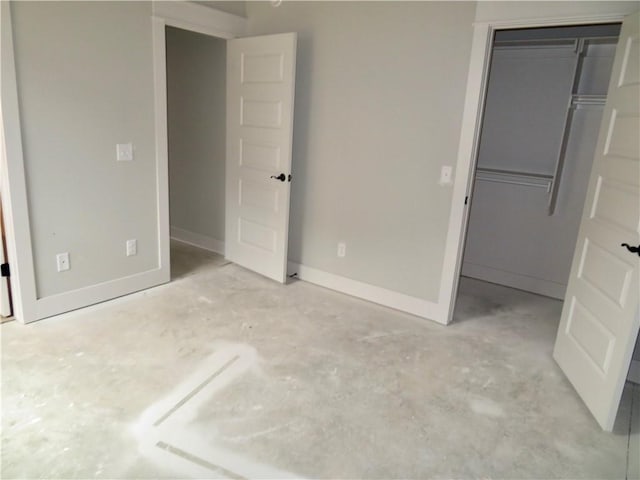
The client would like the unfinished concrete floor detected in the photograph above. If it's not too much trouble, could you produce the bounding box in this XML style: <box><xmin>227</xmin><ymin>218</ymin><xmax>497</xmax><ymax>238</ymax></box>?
<box><xmin>2</xmin><ymin>241</ymin><xmax>638</xmax><ymax>479</ymax></box>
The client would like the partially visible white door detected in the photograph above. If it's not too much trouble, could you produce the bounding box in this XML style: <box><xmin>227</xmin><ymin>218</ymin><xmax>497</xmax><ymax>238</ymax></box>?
<box><xmin>225</xmin><ymin>33</ymin><xmax>297</xmax><ymax>283</ymax></box>
<box><xmin>553</xmin><ymin>11</ymin><xmax>640</xmax><ymax>431</ymax></box>
<box><xmin>0</xmin><ymin>207</ymin><xmax>11</xmax><ymax>317</ymax></box>
<box><xmin>0</xmin><ymin>123</ymin><xmax>11</xmax><ymax>318</ymax></box>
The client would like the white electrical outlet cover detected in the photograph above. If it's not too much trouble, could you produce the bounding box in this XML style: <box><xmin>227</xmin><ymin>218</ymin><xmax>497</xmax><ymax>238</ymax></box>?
<box><xmin>439</xmin><ymin>165</ymin><xmax>453</xmax><ymax>185</ymax></box>
<box><xmin>116</xmin><ymin>143</ymin><xmax>134</xmax><ymax>161</ymax></box>
<box><xmin>56</xmin><ymin>252</ymin><xmax>70</xmax><ymax>272</ymax></box>
<box><xmin>126</xmin><ymin>239</ymin><xmax>137</xmax><ymax>256</ymax></box>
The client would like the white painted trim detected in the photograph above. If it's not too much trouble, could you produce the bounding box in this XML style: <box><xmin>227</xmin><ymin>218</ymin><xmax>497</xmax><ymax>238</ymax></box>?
<box><xmin>152</xmin><ymin>1</ymin><xmax>246</xmax><ymax>292</ymax></box>
<box><xmin>170</xmin><ymin>226</ymin><xmax>224</xmax><ymax>255</ymax></box>
<box><xmin>438</xmin><ymin>8</ymin><xmax>631</xmax><ymax>325</ymax></box>
<box><xmin>153</xmin><ymin>17</ymin><xmax>172</xmax><ymax>288</ymax></box>
<box><xmin>1</xmin><ymin>4</ymin><xmax>172</xmax><ymax>324</ymax></box>
<box><xmin>34</xmin><ymin>268</ymin><xmax>167</xmax><ymax>320</ymax></box>
<box><xmin>152</xmin><ymin>1</ymin><xmax>247</xmax><ymax>39</ymax></box>
<box><xmin>628</xmin><ymin>360</ymin><xmax>640</xmax><ymax>385</ymax></box>
<box><xmin>288</xmin><ymin>262</ymin><xmax>444</xmax><ymax>324</ymax></box>
<box><xmin>437</xmin><ymin>22</ymin><xmax>492</xmax><ymax>325</ymax></box>
<box><xmin>0</xmin><ymin>2</ymin><xmax>38</xmax><ymax>323</ymax></box>
<box><xmin>461</xmin><ymin>263</ymin><xmax>566</xmax><ymax>300</ymax></box>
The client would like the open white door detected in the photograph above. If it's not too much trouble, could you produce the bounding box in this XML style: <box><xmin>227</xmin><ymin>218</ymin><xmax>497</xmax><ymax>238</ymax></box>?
<box><xmin>553</xmin><ymin>11</ymin><xmax>640</xmax><ymax>431</ymax></box>
<box><xmin>225</xmin><ymin>33</ymin><xmax>297</xmax><ymax>283</ymax></box>
<box><xmin>0</xmin><ymin>94</ymin><xmax>12</xmax><ymax>318</ymax></box>
<box><xmin>0</xmin><ymin>200</ymin><xmax>11</xmax><ymax>318</ymax></box>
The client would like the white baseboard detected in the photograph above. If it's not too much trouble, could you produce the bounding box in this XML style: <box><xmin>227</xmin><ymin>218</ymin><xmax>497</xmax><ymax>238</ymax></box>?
<box><xmin>34</xmin><ymin>267</ymin><xmax>170</xmax><ymax>322</ymax></box>
<box><xmin>287</xmin><ymin>261</ymin><xmax>444</xmax><ymax>324</ymax></box>
<box><xmin>461</xmin><ymin>262</ymin><xmax>566</xmax><ymax>299</ymax></box>
<box><xmin>628</xmin><ymin>360</ymin><xmax>640</xmax><ymax>385</ymax></box>
<box><xmin>170</xmin><ymin>226</ymin><xmax>224</xmax><ymax>256</ymax></box>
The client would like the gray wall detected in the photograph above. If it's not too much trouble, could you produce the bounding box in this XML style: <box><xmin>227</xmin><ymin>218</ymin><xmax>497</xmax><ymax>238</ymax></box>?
<box><xmin>11</xmin><ymin>1</ymin><xmax>158</xmax><ymax>298</ymax></box>
<box><xmin>196</xmin><ymin>1</ymin><xmax>247</xmax><ymax>17</ymax></box>
<box><xmin>246</xmin><ymin>1</ymin><xmax>477</xmax><ymax>300</ymax></box>
<box><xmin>167</xmin><ymin>27</ymin><xmax>226</xmax><ymax>244</ymax></box>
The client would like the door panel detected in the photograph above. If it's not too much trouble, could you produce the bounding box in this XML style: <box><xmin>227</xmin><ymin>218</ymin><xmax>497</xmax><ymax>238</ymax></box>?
<box><xmin>553</xmin><ymin>11</ymin><xmax>640</xmax><ymax>431</ymax></box>
<box><xmin>0</xmin><ymin>200</ymin><xmax>11</xmax><ymax>318</ymax></box>
<box><xmin>225</xmin><ymin>33</ymin><xmax>297</xmax><ymax>283</ymax></box>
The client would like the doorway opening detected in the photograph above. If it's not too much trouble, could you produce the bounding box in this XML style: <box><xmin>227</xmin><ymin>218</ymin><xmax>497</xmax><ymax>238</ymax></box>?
<box><xmin>165</xmin><ymin>26</ymin><xmax>230</xmax><ymax>280</ymax></box>
<box><xmin>452</xmin><ymin>21</ymin><xmax>640</xmax><ymax>417</ymax></box>
<box><xmin>457</xmin><ymin>22</ymin><xmax>620</xmax><ymax>304</ymax></box>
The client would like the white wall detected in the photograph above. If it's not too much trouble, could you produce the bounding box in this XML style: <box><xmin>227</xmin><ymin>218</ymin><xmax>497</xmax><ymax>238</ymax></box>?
<box><xmin>166</xmin><ymin>26</ymin><xmax>226</xmax><ymax>246</ymax></box>
<box><xmin>246</xmin><ymin>1</ymin><xmax>477</xmax><ymax>301</ymax></box>
<box><xmin>196</xmin><ymin>1</ymin><xmax>246</xmax><ymax>18</ymax></box>
<box><xmin>11</xmin><ymin>1</ymin><xmax>158</xmax><ymax>299</ymax></box>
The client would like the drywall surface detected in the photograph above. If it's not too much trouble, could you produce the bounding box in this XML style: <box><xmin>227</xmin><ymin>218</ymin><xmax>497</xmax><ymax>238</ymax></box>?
<box><xmin>167</xmin><ymin>27</ymin><xmax>226</xmax><ymax>244</ymax></box>
<box><xmin>246</xmin><ymin>1</ymin><xmax>476</xmax><ymax>301</ymax></box>
<box><xmin>195</xmin><ymin>1</ymin><xmax>247</xmax><ymax>18</ymax></box>
<box><xmin>11</xmin><ymin>2</ymin><xmax>158</xmax><ymax>298</ymax></box>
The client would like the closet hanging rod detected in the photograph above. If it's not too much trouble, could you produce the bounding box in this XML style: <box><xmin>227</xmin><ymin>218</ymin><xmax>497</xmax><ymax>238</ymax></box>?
<box><xmin>475</xmin><ymin>168</ymin><xmax>553</xmax><ymax>192</ymax></box>
<box><xmin>571</xmin><ymin>94</ymin><xmax>607</xmax><ymax>107</ymax></box>
<box><xmin>476</xmin><ymin>167</ymin><xmax>553</xmax><ymax>179</ymax></box>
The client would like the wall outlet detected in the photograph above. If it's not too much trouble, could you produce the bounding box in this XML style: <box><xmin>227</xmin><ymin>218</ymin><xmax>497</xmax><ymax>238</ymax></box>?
<box><xmin>439</xmin><ymin>165</ymin><xmax>453</xmax><ymax>185</ymax></box>
<box><xmin>56</xmin><ymin>252</ymin><xmax>70</xmax><ymax>272</ymax></box>
<box><xmin>337</xmin><ymin>242</ymin><xmax>346</xmax><ymax>258</ymax></box>
<box><xmin>116</xmin><ymin>143</ymin><xmax>134</xmax><ymax>161</ymax></box>
<box><xmin>126</xmin><ymin>239</ymin><xmax>137</xmax><ymax>256</ymax></box>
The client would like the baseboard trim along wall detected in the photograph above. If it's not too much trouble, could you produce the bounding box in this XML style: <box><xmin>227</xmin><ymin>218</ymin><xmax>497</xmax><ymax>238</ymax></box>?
<box><xmin>628</xmin><ymin>360</ymin><xmax>640</xmax><ymax>385</ymax></box>
<box><xmin>170</xmin><ymin>226</ymin><xmax>225</xmax><ymax>255</ymax></box>
<box><xmin>34</xmin><ymin>267</ymin><xmax>169</xmax><ymax>320</ymax></box>
<box><xmin>287</xmin><ymin>261</ymin><xmax>444</xmax><ymax>324</ymax></box>
<box><xmin>462</xmin><ymin>262</ymin><xmax>566</xmax><ymax>300</ymax></box>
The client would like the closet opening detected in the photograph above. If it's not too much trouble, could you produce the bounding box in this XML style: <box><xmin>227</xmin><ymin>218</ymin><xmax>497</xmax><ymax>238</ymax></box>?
<box><xmin>165</xmin><ymin>26</ymin><xmax>230</xmax><ymax>280</ymax></box>
<box><xmin>452</xmin><ymin>22</ymin><xmax>640</xmax><ymax>372</ymax></box>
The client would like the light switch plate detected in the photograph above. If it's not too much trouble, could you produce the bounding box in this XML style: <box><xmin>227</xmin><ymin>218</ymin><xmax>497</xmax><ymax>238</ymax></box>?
<box><xmin>56</xmin><ymin>252</ymin><xmax>70</xmax><ymax>272</ymax></box>
<box><xmin>439</xmin><ymin>165</ymin><xmax>453</xmax><ymax>185</ymax></box>
<box><xmin>116</xmin><ymin>143</ymin><xmax>134</xmax><ymax>161</ymax></box>
<box><xmin>126</xmin><ymin>239</ymin><xmax>137</xmax><ymax>257</ymax></box>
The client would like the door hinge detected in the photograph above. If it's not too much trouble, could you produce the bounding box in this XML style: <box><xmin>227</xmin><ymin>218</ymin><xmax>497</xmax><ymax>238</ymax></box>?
<box><xmin>464</xmin><ymin>196</ymin><xmax>469</xmax><ymax>205</ymax></box>
<box><xmin>1</xmin><ymin>263</ymin><xmax>10</xmax><ymax>277</ymax></box>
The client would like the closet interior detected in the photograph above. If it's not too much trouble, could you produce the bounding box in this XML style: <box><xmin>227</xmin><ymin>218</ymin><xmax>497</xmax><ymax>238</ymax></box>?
<box><xmin>462</xmin><ymin>23</ymin><xmax>621</xmax><ymax>299</ymax></box>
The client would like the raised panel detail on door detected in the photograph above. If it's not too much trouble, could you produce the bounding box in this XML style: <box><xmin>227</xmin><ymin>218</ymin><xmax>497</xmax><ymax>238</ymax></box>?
<box><xmin>553</xmin><ymin>12</ymin><xmax>640</xmax><ymax>431</ymax></box>
<box><xmin>238</xmin><ymin>219</ymin><xmax>277</xmax><ymax>253</ymax></box>
<box><xmin>590</xmin><ymin>178</ymin><xmax>640</xmax><ymax>232</ymax></box>
<box><xmin>578</xmin><ymin>239</ymin><xmax>633</xmax><ymax>308</ymax></box>
<box><xmin>226</xmin><ymin>33</ymin><xmax>297</xmax><ymax>283</ymax></box>
<box><xmin>239</xmin><ymin>179</ymin><xmax>280</xmax><ymax>213</ymax></box>
<box><xmin>604</xmin><ymin>111</ymin><xmax>639</xmax><ymax>159</ymax></box>
<box><xmin>565</xmin><ymin>298</ymin><xmax>615</xmax><ymax>375</ymax></box>
<box><xmin>240</xmin><ymin>99</ymin><xmax>283</xmax><ymax>128</ymax></box>
<box><xmin>241</xmin><ymin>53</ymin><xmax>284</xmax><ymax>83</ymax></box>
<box><xmin>239</xmin><ymin>140</ymin><xmax>281</xmax><ymax>172</ymax></box>
<box><xmin>619</xmin><ymin>36</ymin><xmax>639</xmax><ymax>86</ymax></box>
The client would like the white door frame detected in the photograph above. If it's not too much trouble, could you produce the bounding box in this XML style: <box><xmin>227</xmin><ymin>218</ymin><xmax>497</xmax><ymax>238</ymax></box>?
<box><xmin>1</xmin><ymin>1</ymin><xmax>38</xmax><ymax>323</ymax></box>
<box><xmin>151</xmin><ymin>1</ymin><xmax>248</xmax><ymax>278</ymax></box>
<box><xmin>0</xmin><ymin>1</ymin><xmax>246</xmax><ymax>324</ymax></box>
<box><xmin>440</xmin><ymin>8</ymin><xmax>633</xmax><ymax>325</ymax></box>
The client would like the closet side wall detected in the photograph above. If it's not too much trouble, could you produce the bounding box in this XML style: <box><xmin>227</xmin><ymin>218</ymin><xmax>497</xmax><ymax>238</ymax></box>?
<box><xmin>167</xmin><ymin>27</ymin><xmax>226</xmax><ymax>249</ymax></box>
<box><xmin>462</xmin><ymin>39</ymin><xmax>616</xmax><ymax>299</ymax></box>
